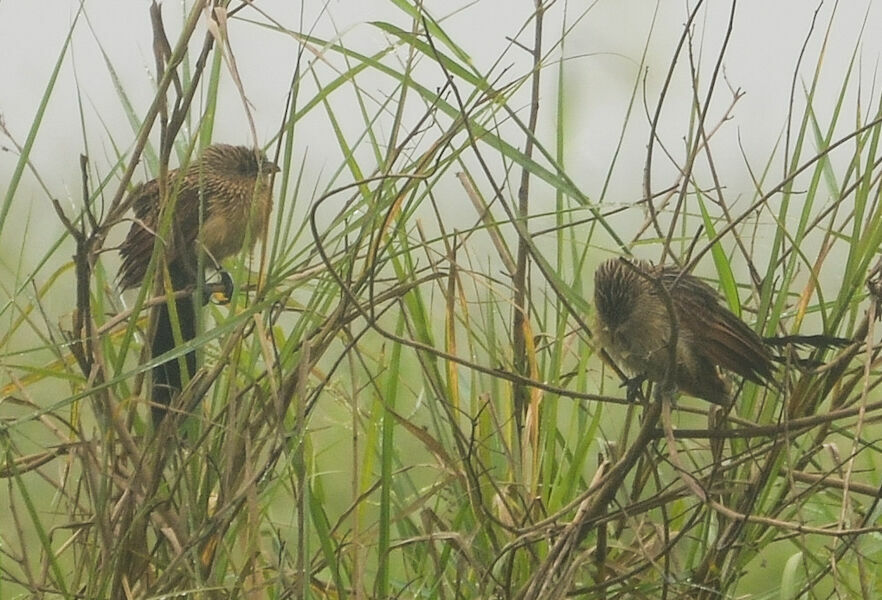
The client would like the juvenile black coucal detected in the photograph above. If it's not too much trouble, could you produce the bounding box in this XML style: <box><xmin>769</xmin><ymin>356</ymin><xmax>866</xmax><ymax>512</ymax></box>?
<box><xmin>119</xmin><ymin>144</ymin><xmax>278</xmax><ymax>423</ymax></box>
<box><xmin>593</xmin><ymin>258</ymin><xmax>847</xmax><ymax>405</ymax></box>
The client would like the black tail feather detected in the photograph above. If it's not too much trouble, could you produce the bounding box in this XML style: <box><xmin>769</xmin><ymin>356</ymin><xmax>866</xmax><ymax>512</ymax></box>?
<box><xmin>150</xmin><ymin>264</ymin><xmax>197</xmax><ymax>425</ymax></box>
<box><xmin>766</xmin><ymin>334</ymin><xmax>852</xmax><ymax>372</ymax></box>
<box><xmin>763</xmin><ymin>334</ymin><xmax>852</xmax><ymax>349</ymax></box>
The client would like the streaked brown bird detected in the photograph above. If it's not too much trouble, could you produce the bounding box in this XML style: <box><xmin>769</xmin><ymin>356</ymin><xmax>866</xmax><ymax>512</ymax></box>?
<box><xmin>593</xmin><ymin>258</ymin><xmax>773</xmax><ymax>405</ymax></box>
<box><xmin>119</xmin><ymin>143</ymin><xmax>278</xmax><ymax>423</ymax></box>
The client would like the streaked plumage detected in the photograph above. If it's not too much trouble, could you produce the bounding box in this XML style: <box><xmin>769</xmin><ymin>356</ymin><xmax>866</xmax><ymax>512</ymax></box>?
<box><xmin>593</xmin><ymin>258</ymin><xmax>772</xmax><ymax>404</ymax></box>
<box><xmin>118</xmin><ymin>143</ymin><xmax>278</xmax><ymax>423</ymax></box>
<box><xmin>119</xmin><ymin>144</ymin><xmax>277</xmax><ymax>289</ymax></box>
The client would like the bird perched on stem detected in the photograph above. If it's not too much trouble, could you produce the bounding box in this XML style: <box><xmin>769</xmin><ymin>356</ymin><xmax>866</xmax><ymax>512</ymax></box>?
<box><xmin>119</xmin><ymin>143</ymin><xmax>278</xmax><ymax>423</ymax></box>
<box><xmin>593</xmin><ymin>257</ymin><xmax>847</xmax><ymax>405</ymax></box>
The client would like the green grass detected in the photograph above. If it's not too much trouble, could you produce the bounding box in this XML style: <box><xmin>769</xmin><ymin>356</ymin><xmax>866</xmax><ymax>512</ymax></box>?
<box><xmin>1</xmin><ymin>1</ymin><xmax>882</xmax><ymax>598</ymax></box>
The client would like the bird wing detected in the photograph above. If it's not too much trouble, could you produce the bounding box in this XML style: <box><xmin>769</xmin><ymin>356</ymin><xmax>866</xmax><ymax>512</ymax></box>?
<box><xmin>119</xmin><ymin>180</ymin><xmax>163</xmax><ymax>288</ymax></box>
<box><xmin>658</xmin><ymin>267</ymin><xmax>773</xmax><ymax>383</ymax></box>
<box><xmin>118</xmin><ymin>172</ymin><xmax>211</xmax><ymax>289</ymax></box>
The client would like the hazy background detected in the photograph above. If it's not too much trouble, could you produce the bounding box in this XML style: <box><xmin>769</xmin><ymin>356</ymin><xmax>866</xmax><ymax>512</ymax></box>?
<box><xmin>1</xmin><ymin>2</ymin><xmax>880</xmax><ymax>596</ymax></box>
<box><xmin>1</xmin><ymin>1</ymin><xmax>880</xmax><ymax>289</ymax></box>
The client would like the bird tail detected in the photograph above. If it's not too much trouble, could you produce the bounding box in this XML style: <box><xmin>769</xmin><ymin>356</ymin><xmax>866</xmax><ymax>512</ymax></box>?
<box><xmin>150</xmin><ymin>263</ymin><xmax>197</xmax><ymax>425</ymax></box>
<box><xmin>765</xmin><ymin>334</ymin><xmax>852</xmax><ymax>372</ymax></box>
<box><xmin>763</xmin><ymin>334</ymin><xmax>852</xmax><ymax>349</ymax></box>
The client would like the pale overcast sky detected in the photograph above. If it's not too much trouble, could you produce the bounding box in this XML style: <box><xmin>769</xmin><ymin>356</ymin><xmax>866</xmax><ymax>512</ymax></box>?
<box><xmin>0</xmin><ymin>1</ymin><xmax>879</xmax><ymax>273</ymax></box>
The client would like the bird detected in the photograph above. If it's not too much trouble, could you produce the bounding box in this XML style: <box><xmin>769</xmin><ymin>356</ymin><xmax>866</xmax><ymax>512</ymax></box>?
<box><xmin>118</xmin><ymin>143</ymin><xmax>278</xmax><ymax>423</ymax></box>
<box><xmin>593</xmin><ymin>258</ymin><xmax>775</xmax><ymax>405</ymax></box>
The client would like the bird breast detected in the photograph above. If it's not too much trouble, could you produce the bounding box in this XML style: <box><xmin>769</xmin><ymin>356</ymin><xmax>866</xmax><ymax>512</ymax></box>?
<box><xmin>595</xmin><ymin>287</ymin><xmax>696</xmax><ymax>385</ymax></box>
<box><xmin>199</xmin><ymin>174</ymin><xmax>273</xmax><ymax>261</ymax></box>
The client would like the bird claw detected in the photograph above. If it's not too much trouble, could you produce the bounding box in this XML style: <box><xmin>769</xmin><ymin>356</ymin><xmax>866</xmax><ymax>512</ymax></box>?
<box><xmin>204</xmin><ymin>270</ymin><xmax>235</xmax><ymax>305</ymax></box>
<box><xmin>621</xmin><ymin>375</ymin><xmax>647</xmax><ymax>403</ymax></box>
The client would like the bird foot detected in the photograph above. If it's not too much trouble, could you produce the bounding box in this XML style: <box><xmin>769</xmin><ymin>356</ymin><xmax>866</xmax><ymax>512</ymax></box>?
<box><xmin>621</xmin><ymin>375</ymin><xmax>647</xmax><ymax>403</ymax></box>
<box><xmin>204</xmin><ymin>270</ymin><xmax>235</xmax><ymax>305</ymax></box>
